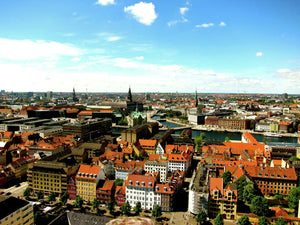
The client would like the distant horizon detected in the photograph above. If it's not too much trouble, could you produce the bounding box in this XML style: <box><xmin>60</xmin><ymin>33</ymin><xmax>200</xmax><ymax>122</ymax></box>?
<box><xmin>1</xmin><ymin>0</ymin><xmax>299</xmax><ymax>94</ymax></box>
<box><xmin>1</xmin><ymin>90</ymin><xmax>299</xmax><ymax>96</ymax></box>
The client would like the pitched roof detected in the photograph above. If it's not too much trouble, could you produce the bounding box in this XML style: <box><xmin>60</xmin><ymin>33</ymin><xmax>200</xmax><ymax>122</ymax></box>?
<box><xmin>245</xmin><ymin>166</ymin><xmax>297</xmax><ymax>181</ymax></box>
<box><xmin>125</xmin><ymin>174</ymin><xmax>156</xmax><ymax>188</ymax></box>
<box><xmin>76</xmin><ymin>164</ymin><xmax>101</xmax><ymax>179</ymax></box>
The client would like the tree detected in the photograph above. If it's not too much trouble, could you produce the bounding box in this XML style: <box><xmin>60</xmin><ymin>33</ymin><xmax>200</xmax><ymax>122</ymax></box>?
<box><xmin>121</xmin><ymin>201</ymin><xmax>131</xmax><ymax>215</ymax></box>
<box><xmin>134</xmin><ymin>202</ymin><xmax>142</xmax><ymax>215</ymax></box>
<box><xmin>194</xmin><ymin>133</ymin><xmax>206</xmax><ymax>152</ymax></box>
<box><xmin>92</xmin><ymin>198</ymin><xmax>99</xmax><ymax>211</ymax></box>
<box><xmin>225</xmin><ymin>136</ymin><xmax>230</xmax><ymax>142</ymax></box>
<box><xmin>234</xmin><ymin>175</ymin><xmax>248</xmax><ymax>202</ymax></box>
<box><xmin>250</xmin><ymin>196</ymin><xmax>269</xmax><ymax>216</ymax></box>
<box><xmin>151</xmin><ymin>205</ymin><xmax>162</xmax><ymax>219</ymax></box>
<box><xmin>274</xmin><ymin>193</ymin><xmax>284</xmax><ymax>201</ymax></box>
<box><xmin>289</xmin><ymin>156</ymin><xmax>300</xmax><ymax>162</ymax></box>
<box><xmin>288</xmin><ymin>186</ymin><xmax>300</xmax><ymax>214</ymax></box>
<box><xmin>47</xmin><ymin>192</ymin><xmax>56</xmax><ymax>203</ymax></box>
<box><xmin>114</xmin><ymin>178</ymin><xmax>124</xmax><ymax>187</ymax></box>
<box><xmin>60</xmin><ymin>192</ymin><xmax>68</xmax><ymax>206</ymax></box>
<box><xmin>275</xmin><ymin>217</ymin><xmax>287</xmax><ymax>225</ymax></box>
<box><xmin>107</xmin><ymin>200</ymin><xmax>115</xmax><ymax>215</ymax></box>
<box><xmin>214</xmin><ymin>213</ymin><xmax>224</xmax><ymax>225</ymax></box>
<box><xmin>37</xmin><ymin>191</ymin><xmax>44</xmax><ymax>200</ymax></box>
<box><xmin>195</xmin><ymin>210</ymin><xmax>207</xmax><ymax>225</ymax></box>
<box><xmin>243</xmin><ymin>183</ymin><xmax>257</xmax><ymax>203</ymax></box>
<box><xmin>238</xmin><ymin>215</ymin><xmax>251</xmax><ymax>225</ymax></box>
<box><xmin>74</xmin><ymin>196</ymin><xmax>83</xmax><ymax>208</ymax></box>
<box><xmin>221</xmin><ymin>171</ymin><xmax>232</xmax><ymax>187</ymax></box>
<box><xmin>23</xmin><ymin>188</ymin><xmax>31</xmax><ymax>199</ymax></box>
<box><xmin>258</xmin><ymin>216</ymin><xmax>269</xmax><ymax>225</ymax></box>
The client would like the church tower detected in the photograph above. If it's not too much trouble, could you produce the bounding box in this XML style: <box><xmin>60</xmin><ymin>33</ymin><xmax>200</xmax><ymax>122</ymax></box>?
<box><xmin>73</xmin><ymin>87</ymin><xmax>76</xmax><ymax>101</ymax></box>
<box><xmin>127</xmin><ymin>86</ymin><xmax>132</xmax><ymax>102</ymax></box>
<box><xmin>195</xmin><ymin>90</ymin><xmax>198</xmax><ymax>107</ymax></box>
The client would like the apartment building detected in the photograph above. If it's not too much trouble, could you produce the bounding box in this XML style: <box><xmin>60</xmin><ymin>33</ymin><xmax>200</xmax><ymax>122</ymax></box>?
<box><xmin>244</xmin><ymin>166</ymin><xmax>298</xmax><ymax>196</ymax></box>
<box><xmin>28</xmin><ymin>160</ymin><xmax>79</xmax><ymax>195</ymax></box>
<box><xmin>0</xmin><ymin>196</ymin><xmax>34</xmax><ymax>225</ymax></box>
<box><xmin>144</xmin><ymin>160</ymin><xmax>168</xmax><ymax>183</ymax></box>
<box><xmin>76</xmin><ymin>164</ymin><xmax>104</xmax><ymax>202</ymax></box>
<box><xmin>168</xmin><ymin>153</ymin><xmax>191</xmax><ymax>174</ymax></box>
<box><xmin>125</xmin><ymin>173</ymin><xmax>176</xmax><ymax>211</ymax></box>
<box><xmin>208</xmin><ymin>177</ymin><xmax>237</xmax><ymax>220</ymax></box>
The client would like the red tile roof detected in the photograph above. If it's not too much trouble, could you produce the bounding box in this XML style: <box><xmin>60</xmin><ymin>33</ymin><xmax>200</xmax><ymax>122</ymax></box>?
<box><xmin>76</xmin><ymin>164</ymin><xmax>101</xmax><ymax>179</ymax></box>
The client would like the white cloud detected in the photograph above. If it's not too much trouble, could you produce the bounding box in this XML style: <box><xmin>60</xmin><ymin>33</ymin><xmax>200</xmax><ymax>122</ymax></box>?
<box><xmin>180</xmin><ymin>7</ymin><xmax>189</xmax><ymax>15</ymax></box>
<box><xmin>219</xmin><ymin>21</ymin><xmax>226</xmax><ymax>27</ymax></box>
<box><xmin>256</xmin><ymin>52</ymin><xmax>263</xmax><ymax>57</ymax></box>
<box><xmin>95</xmin><ymin>0</ymin><xmax>115</xmax><ymax>6</ymax></box>
<box><xmin>167</xmin><ymin>20</ymin><xmax>179</xmax><ymax>27</ymax></box>
<box><xmin>71</xmin><ymin>57</ymin><xmax>81</xmax><ymax>62</ymax></box>
<box><xmin>136</xmin><ymin>56</ymin><xmax>144</xmax><ymax>60</ymax></box>
<box><xmin>196</xmin><ymin>23</ymin><xmax>214</xmax><ymax>28</ymax></box>
<box><xmin>124</xmin><ymin>2</ymin><xmax>157</xmax><ymax>25</ymax></box>
<box><xmin>107</xmin><ymin>36</ymin><xmax>121</xmax><ymax>41</ymax></box>
<box><xmin>0</xmin><ymin>38</ymin><xmax>81</xmax><ymax>60</ymax></box>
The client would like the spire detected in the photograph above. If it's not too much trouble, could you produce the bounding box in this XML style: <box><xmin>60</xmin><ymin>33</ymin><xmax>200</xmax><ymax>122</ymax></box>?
<box><xmin>127</xmin><ymin>86</ymin><xmax>132</xmax><ymax>102</ymax></box>
<box><xmin>73</xmin><ymin>87</ymin><xmax>76</xmax><ymax>101</ymax></box>
<box><xmin>195</xmin><ymin>89</ymin><xmax>198</xmax><ymax>107</ymax></box>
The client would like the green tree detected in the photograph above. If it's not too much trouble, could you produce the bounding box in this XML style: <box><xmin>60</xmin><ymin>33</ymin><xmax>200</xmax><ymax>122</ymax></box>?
<box><xmin>221</xmin><ymin>171</ymin><xmax>232</xmax><ymax>187</ymax></box>
<box><xmin>238</xmin><ymin>215</ymin><xmax>251</xmax><ymax>225</ymax></box>
<box><xmin>60</xmin><ymin>192</ymin><xmax>68</xmax><ymax>206</ymax></box>
<box><xmin>234</xmin><ymin>175</ymin><xmax>248</xmax><ymax>202</ymax></box>
<box><xmin>92</xmin><ymin>198</ymin><xmax>99</xmax><ymax>211</ymax></box>
<box><xmin>23</xmin><ymin>188</ymin><xmax>31</xmax><ymax>199</ymax></box>
<box><xmin>258</xmin><ymin>216</ymin><xmax>269</xmax><ymax>225</ymax></box>
<box><xmin>47</xmin><ymin>192</ymin><xmax>56</xmax><ymax>203</ymax></box>
<box><xmin>243</xmin><ymin>183</ymin><xmax>257</xmax><ymax>204</ymax></box>
<box><xmin>250</xmin><ymin>196</ymin><xmax>269</xmax><ymax>216</ymax></box>
<box><xmin>289</xmin><ymin>156</ymin><xmax>300</xmax><ymax>162</ymax></box>
<box><xmin>214</xmin><ymin>213</ymin><xmax>224</xmax><ymax>225</ymax></box>
<box><xmin>74</xmin><ymin>196</ymin><xmax>83</xmax><ymax>208</ymax></box>
<box><xmin>194</xmin><ymin>133</ymin><xmax>206</xmax><ymax>152</ymax></box>
<box><xmin>121</xmin><ymin>201</ymin><xmax>131</xmax><ymax>215</ymax></box>
<box><xmin>225</xmin><ymin>136</ymin><xmax>230</xmax><ymax>142</ymax></box>
<box><xmin>37</xmin><ymin>191</ymin><xmax>44</xmax><ymax>200</ymax></box>
<box><xmin>114</xmin><ymin>178</ymin><xmax>124</xmax><ymax>187</ymax></box>
<box><xmin>134</xmin><ymin>202</ymin><xmax>142</xmax><ymax>215</ymax></box>
<box><xmin>107</xmin><ymin>200</ymin><xmax>116</xmax><ymax>215</ymax></box>
<box><xmin>274</xmin><ymin>193</ymin><xmax>284</xmax><ymax>201</ymax></box>
<box><xmin>195</xmin><ymin>210</ymin><xmax>207</xmax><ymax>225</ymax></box>
<box><xmin>288</xmin><ymin>186</ymin><xmax>300</xmax><ymax>214</ymax></box>
<box><xmin>275</xmin><ymin>217</ymin><xmax>287</xmax><ymax>225</ymax></box>
<box><xmin>151</xmin><ymin>205</ymin><xmax>162</xmax><ymax>219</ymax></box>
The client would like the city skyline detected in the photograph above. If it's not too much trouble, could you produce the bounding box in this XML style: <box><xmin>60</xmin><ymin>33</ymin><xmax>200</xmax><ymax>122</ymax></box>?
<box><xmin>0</xmin><ymin>0</ymin><xmax>299</xmax><ymax>94</ymax></box>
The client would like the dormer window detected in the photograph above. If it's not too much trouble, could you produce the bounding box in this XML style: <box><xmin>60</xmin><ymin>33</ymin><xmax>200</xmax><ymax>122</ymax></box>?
<box><xmin>277</xmin><ymin>175</ymin><xmax>281</xmax><ymax>178</ymax></box>
<box><xmin>164</xmin><ymin>187</ymin><xmax>167</xmax><ymax>192</ymax></box>
<box><xmin>258</xmin><ymin>173</ymin><xmax>262</xmax><ymax>176</ymax></box>
<box><xmin>149</xmin><ymin>182</ymin><xmax>152</xmax><ymax>187</ymax></box>
<box><xmin>136</xmin><ymin>181</ymin><xmax>139</xmax><ymax>185</ymax></box>
<box><xmin>142</xmin><ymin>182</ymin><xmax>145</xmax><ymax>186</ymax></box>
<box><xmin>265</xmin><ymin>174</ymin><xmax>268</xmax><ymax>177</ymax></box>
<box><xmin>129</xmin><ymin>180</ymin><xmax>132</xmax><ymax>185</ymax></box>
<box><xmin>271</xmin><ymin>174</ymin><xmax>275</xmax><ymax>177</ymax></box>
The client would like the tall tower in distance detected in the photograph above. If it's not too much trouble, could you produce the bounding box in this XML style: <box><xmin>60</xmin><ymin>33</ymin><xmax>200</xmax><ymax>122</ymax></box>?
<box><xmin>127</xmin><ymin>86</ymin><xmax>132</xmax><ymax>102</ymax></box>
<box><xmin>73</xmin><ymin>87</ymin><xmax>76</xmax><ymax>101</ymax></box>
<box><xmin>195</xmin><ymin>90</ymin><xmax>198</xmax><ymax>107</ymax></box>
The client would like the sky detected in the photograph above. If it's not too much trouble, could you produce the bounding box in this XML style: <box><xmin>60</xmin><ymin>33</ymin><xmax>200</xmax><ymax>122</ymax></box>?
<box><xmin>0</xmin><ymin>0</ymin><xmax>299</xmax><ymax>94</ymax></box>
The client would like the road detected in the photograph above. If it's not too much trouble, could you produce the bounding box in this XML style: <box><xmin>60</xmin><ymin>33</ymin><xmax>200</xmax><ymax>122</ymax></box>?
<box><xmin>0</xmin><ymin>181</ymin><xmax>28</xmax><ymax>197</ymax></box>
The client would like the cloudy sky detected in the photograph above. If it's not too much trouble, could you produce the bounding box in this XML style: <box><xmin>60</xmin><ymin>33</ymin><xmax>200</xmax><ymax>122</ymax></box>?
<box><xmin>0</xmin><ymin>0</ymin><xmax>299</xmax><ymax>94</ymax></box>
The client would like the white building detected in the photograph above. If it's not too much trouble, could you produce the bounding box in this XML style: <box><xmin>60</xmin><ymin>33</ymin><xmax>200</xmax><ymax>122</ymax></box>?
<box><xmin>144</xmin><ymin>160</ymin><xmax>168</xmax><ymax>183</ymax></box>
<box><xmin>168</xmin><ymin>154</ymin><xmax>190</xmax><ymax>174</ymax></box>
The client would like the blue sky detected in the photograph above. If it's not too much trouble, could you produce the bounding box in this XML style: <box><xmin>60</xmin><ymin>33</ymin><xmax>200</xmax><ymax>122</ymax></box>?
<box><xmin>0</xmin><ymin>0</ymin><xmax>299</xmax><ymax>94</ymax></box>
